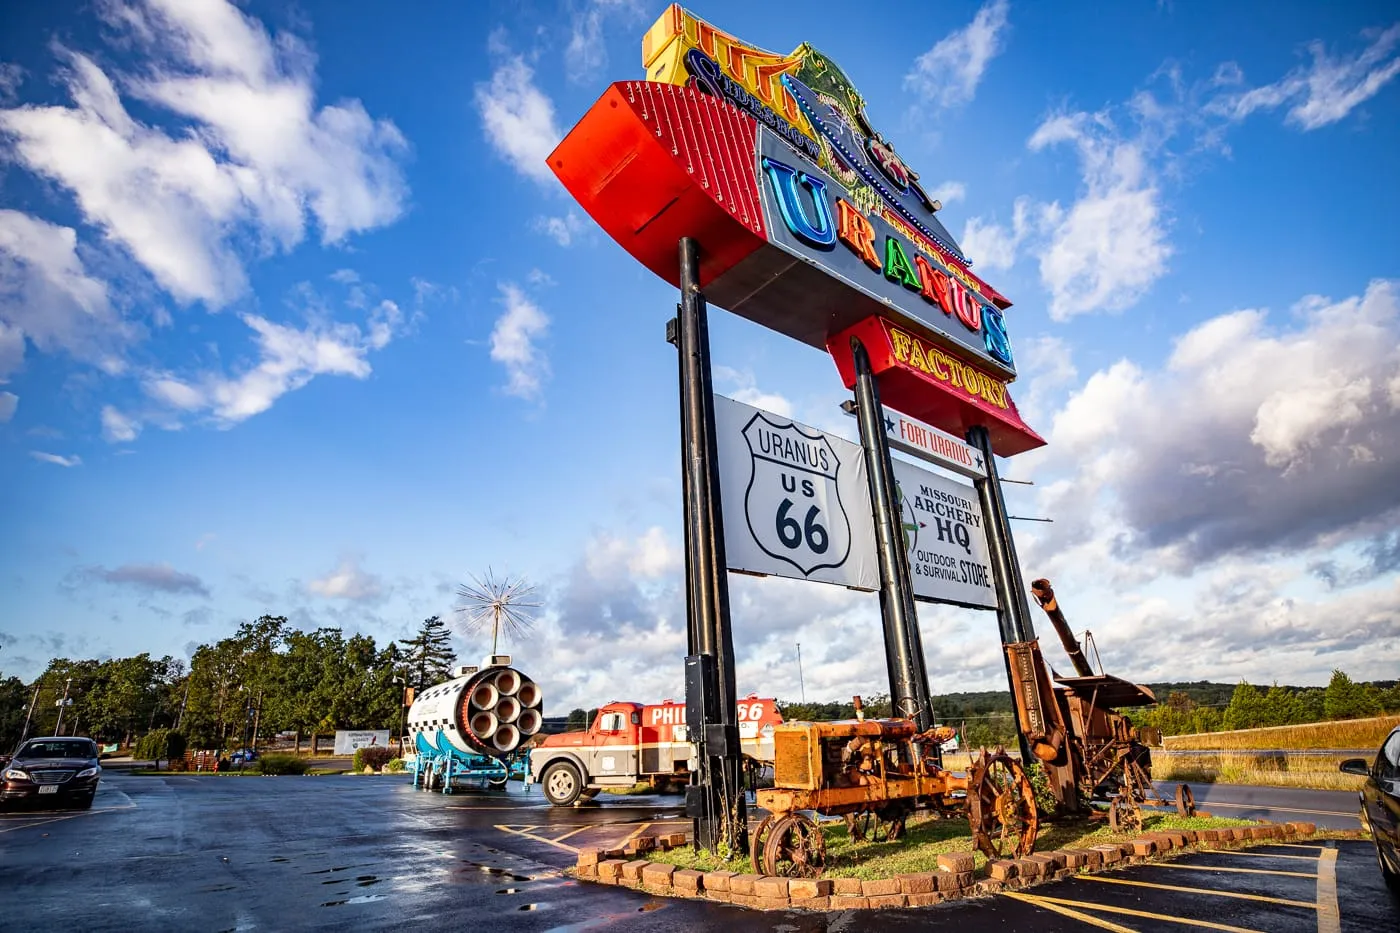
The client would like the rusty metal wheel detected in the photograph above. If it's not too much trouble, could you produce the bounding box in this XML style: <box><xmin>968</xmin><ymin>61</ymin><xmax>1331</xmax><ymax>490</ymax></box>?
<box><xmin>762</xmin><ymin>813</ymin><xmax>826</xmax><ymax>878</ymax></box>
<box><xmin>1175</xmin><ymin>782</ymin><xmax>1196</xmax><ymax>818</ymax></box>
<box><xmin>749</xmin><ymin>814</ymin><xmax>776</xmax><ymax>875</ymax></box>
<box><xmin>968</xmin><ymin>748</ymin><xmax>1038</xmax><ymax>859</ymax></box>
<box><xmin>844</xmin><ymin>811</ymin><xmax>875</xmax><ymax>842</ymax></box>
<box><xmin>1109</xmin><ymin>795</ymin><xmax>1142</xmax><ymax>834</ymax></box>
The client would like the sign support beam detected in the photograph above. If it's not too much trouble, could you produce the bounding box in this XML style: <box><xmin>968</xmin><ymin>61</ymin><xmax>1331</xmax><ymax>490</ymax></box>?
<box><xmin>851</xmin><ymin>337</ymin><xmax>934</xmax><ymax>733</ymax></box>
<box><xmin>967</xmin><ymin>424</ymin><xmax>1037</xmax><ymax>766</ymax></box>
<box><xmin>674</xmin><ymin>236</ymin><xmax>747</xmax><ymax>854</ymax></box>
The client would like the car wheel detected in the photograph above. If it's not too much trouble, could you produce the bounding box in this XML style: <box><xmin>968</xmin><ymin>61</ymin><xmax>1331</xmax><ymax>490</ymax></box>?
<box><xmin>542</xmin><ymin>761</ymin><xmax>583</xmax><ymax>807</ymax></box>
<box><xmin>1379</xmin><ymin>841</ymin><xmax>1400</xmax><ymax>890</ymax></box>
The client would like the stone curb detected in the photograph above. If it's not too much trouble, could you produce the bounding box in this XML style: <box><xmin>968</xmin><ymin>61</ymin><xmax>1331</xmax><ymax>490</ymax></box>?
<box><xmin>572</xmin><ymin>821</ymin><xmax>1329</xmax><ymax>911</ymax></box>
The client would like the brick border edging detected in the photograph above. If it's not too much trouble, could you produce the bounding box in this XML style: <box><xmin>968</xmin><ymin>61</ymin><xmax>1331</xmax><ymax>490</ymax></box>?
<box><xmin>572</xmin><ymin>821</ymin><xmax>1333</xmax><ymax>911</ymax></box>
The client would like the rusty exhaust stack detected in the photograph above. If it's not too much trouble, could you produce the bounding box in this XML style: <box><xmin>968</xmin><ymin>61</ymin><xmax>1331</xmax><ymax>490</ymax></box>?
<box><xmin>1030</xmin><ymin>579</ymin><xmax>1095</xmax><ymax>678</ymax></box>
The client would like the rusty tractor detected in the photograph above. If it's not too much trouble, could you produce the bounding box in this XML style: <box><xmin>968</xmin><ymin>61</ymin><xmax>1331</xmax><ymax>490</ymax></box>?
<box><xmin>1006</xmin><ymin>578</ymin><xmax>1195</xmax><ymax>832</ymax></box>
<box><xmin>750</xmin><ymin>700</ymin><xmax>1037</xmax><ymax>877</ymax></box>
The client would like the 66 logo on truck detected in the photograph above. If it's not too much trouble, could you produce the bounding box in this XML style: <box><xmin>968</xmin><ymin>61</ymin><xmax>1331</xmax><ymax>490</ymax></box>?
<box><xmin>741</xmin><ymin>411</ymin><xmax>852</xmax><ymax>576</ymax></box>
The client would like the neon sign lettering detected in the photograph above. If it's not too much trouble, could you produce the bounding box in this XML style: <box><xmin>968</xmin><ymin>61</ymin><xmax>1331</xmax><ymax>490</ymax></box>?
<box><xmin>685</xmin><ymin>49</ymin><xmax>821</xmax><ymax>161</ymax></box>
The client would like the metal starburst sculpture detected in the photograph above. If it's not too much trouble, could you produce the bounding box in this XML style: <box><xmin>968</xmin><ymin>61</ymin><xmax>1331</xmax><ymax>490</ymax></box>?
<box><xmin>454</xmin><ymin>569</ymin><xmax>538</xmax><ymax>654</ymax></box>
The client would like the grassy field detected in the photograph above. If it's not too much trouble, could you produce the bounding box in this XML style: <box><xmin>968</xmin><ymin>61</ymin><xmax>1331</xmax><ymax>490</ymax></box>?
<box><xmin>1162</xmin><ymin>715</ymin><xmax>1399</xmax><ymax>751</ymax></box>
<box><xmin>1155</xmin><ymin>750</ymin><xmax>1370</xmax><ymax>791</ymax></box>
<box><xmin>646</xmin><ymin>810</ymin><xmax>1255</xmax><ymax>879</ymax></box>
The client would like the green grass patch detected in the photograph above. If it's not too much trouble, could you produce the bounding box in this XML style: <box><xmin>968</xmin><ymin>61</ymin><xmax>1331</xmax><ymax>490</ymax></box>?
<box><xmin>646</xmin><ymin>810</ymin><xmax>1257</xmax><ymax>879</ymax></box>
<box><xmin>599</xmin><ymin>782</ymin><xmax>656</xmax><ymax>796</ymax></box>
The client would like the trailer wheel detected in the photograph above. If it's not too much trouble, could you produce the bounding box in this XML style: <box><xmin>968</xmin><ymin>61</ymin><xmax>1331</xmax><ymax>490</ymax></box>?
<box><xmin>542</xmin><ymin>761</ymin><xmax>584</xmax><ymax>806</ymax></box>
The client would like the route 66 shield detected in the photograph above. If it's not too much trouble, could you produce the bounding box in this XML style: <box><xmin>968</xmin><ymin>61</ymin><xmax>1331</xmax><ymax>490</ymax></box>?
<box><xmin>740</xmin><ymin>411</ymin><xmax>852</xmax><ymax>576</ymax></box>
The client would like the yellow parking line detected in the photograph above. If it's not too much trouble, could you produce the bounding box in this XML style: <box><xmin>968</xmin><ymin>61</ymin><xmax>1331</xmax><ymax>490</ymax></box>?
<box><xmin>494</xmin><ymin>824</ymin><xmax>581</xmax><ymax>854</ymax></box>
<box><xmin>1079</xmin><ymin>874</ymin><xmax>1317</xmax><ymax>909</ymax></box>
<box><xmin>624</xmin><ymin>821</ymin><xmax>652</xmax><ymax>843</ymax></box>
<box><xmin>1002</xmin><ymin>891</ymin><xmax>1141</xmax><ymax>932</ymax></box>
<box><xmin>1274</xmin><ymin>844</ymin><xmax>1326</xmax><ymax>851</ymax></box>
<box><xmin>1147</xmin><ymin>862</ymin><xmax>1316</xmax><ymax>879</ymax></box>
<box><xmin>1013</xmin><ymin>892</ymin><xmax>1267</xmax><ymax>933</ymax></box>
<box><xmin>1316</xmin><ymin>848</ymin><xmax>1339</xmax><ymax>933</ymax></box>
<box><xmin>552</xmin><ymin>825</ymin><xmax>595</xmax><ymax>843</ymax></box>
<box><xmin>1215</xmin><ymin>850</ymin><xmax>1322</xmax><ymax>862</ymax></box>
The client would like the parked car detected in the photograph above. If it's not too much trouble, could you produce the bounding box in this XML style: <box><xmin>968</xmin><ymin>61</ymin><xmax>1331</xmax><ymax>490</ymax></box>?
<box><xmin>1</xmin><ymin>736</ymin><xmax>101</xmax><ymax>810</ymax></box>
<box><xmin>1341</xmin><ymin>724</ymin><xmax>1400</xmax><ymax>889</ymax></box>
<box><xmin>229</xmin><ymin>748</ymin><xmax>259</xmax><ymax>766</ymax></box>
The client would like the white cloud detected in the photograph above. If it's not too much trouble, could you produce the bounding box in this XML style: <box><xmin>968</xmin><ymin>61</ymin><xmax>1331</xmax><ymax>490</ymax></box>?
<box><xmin>959</xmin><ymin>196</ymin><xmax>1032</xmax><ymax>272</ymax></box>
<box><xmin>0</xmin><ymin>0</ymin><xmax>408</xmax><ymax>308</ymax></box>
<box><xmin>490</xmin><ymin>283</ymin><xmax>550</xmax><ymax>401</ymax></box>
<box><xmin>308</xmin><ymin>555</ymin><xmax>383</xmax><ymax>601</ymax></box>
<box><xmin>926</xmin><ymin>181</ymin><xmax>967</xmax><ymax>206</ymax></box>
<box><xmin>713</xmin><ymin>366</ymin><xmax>795</xmax><ymax>418</ymax></box>
<box><xmin>1208</xmin><ymin>23</ymin><xmax>1400</xmax><ymax>130</ymax></box>
<box><xmin>475</xmin><ymin>56</ymin><xmax>562</xmax><ymax>184</ymax></box>
<box><xmin>100</xmin><ymin>405</ymin><xmax>139</xmax><ymax>442</ymax></box>
<box><xmin>140</xmin><ymin>297</ymin><xmax>402</xmax><ymax>426</ymax></box>
<box><xmin>0</xmin><ymin>391</ymin><xmax>17</xmax><ymax>421</ymax></box>
<box><xmin>31</xmin><ymin>450</ymin><xmax>81</xmax><ymax>467</ymax></box>
<box><xmin>533</xmin><ymin>211</ymin><xmax>587</xmax><ymax>247</ymax></box>
<box><xmin>0</xmin><ymin>210</ymin><xmax>129</xmax><ymax>379</ymax></box>
<box><xmin>566</xmin><ymin>1</ymin><xmax>642</xmax><ymax>83</ymax></box>
<box><xmin>905</xmin><ymin>0</ymin><xmax>1010</xmax><ymax>109</ymax></box>
<box><xmin>1028</xmin><ymin>112</ymin><xmax>1172</xmax><ymax>320</ymax></box>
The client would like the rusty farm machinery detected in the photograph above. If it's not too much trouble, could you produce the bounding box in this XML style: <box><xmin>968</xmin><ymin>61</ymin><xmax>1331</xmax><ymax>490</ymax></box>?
<box><xmin>1007</xmin><ymin>578</ymin><xmax>1195</xmax><ymax>832</ymax></box>
<box><xmin>749</xmin><ymin>698</ymin><xmax>1038</xmax><ymax>877</ymax></box>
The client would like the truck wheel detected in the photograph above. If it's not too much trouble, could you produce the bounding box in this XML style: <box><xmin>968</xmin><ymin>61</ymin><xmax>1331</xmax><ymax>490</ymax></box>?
<box><xmin>542</xmin><ymin>761</ymin><xmax>583</xmax><ymax>806</ymax></box>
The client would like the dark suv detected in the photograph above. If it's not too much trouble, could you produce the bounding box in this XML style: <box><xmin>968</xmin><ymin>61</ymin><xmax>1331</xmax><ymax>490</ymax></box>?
<box><xmin>1</xmin><ymin>737</ymin><xmax>102</xmax><ymax>809</ymax></box>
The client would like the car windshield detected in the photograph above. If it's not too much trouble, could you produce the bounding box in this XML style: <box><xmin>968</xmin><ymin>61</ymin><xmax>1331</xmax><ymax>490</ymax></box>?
<box><xmin>19</xmin><ymin>740</ymin><xmax>95</xmax><ymax>759</ymax></box>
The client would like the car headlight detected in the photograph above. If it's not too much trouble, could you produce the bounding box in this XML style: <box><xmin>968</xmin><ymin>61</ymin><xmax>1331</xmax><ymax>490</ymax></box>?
<box><xmin>76</xmin><ymin>766</ymin><xmax>100</xmax><ymax>779</ymax></box>
<box><xmin>2</xmin><ymin>768</ymin><xmax>30</xmax><ymax>781</ymax></box>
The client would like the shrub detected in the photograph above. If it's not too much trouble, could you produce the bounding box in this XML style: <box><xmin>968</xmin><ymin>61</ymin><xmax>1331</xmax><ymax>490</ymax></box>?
<box><xmin>384</xmin><ymin>757</ymin><xmax>405</xmax><ymax>773</ymax></box>
<box><xmin>256</xmin><ymin>753</ymin><xmax>310</xmax><ymax>776</ymax></box>
<box><xmin>353</xmin><ymin>745</ymin><xmax>393</xmax><ymax>772</ymax></box>
<box><xmin>134</xmin><ymin>729</ymin><xmax>187</xmax><ymax>765</ymax></box>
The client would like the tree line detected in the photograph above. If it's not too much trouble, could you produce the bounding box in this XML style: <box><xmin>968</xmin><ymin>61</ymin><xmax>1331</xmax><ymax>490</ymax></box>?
<box><xmin>1133</xmin><ymin>670</ymin><xmax>1400</xmax><ymax>737</ymax></box>
<box><xmin>1</xmin><ymin>615</ymin><xmax>460</xmax><ymax>753</ymax></box>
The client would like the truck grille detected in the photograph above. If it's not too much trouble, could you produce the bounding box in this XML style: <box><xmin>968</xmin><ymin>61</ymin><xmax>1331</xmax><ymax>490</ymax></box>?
<box><xmin>773</xmin><ymin>732</ymin><xmax>813</xmax><ymax>790</ymax></box>
<box><xmin>31</xmin><ymin>770</ymin><xmax>75</xmax><ymax>784</ymax></box>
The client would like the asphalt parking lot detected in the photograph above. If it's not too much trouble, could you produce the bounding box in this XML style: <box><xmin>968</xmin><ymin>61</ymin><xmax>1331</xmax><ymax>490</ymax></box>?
<box><xmin>1</xmin><ymin>773</ymin><xmax>1394</xmax><ymax>932</ymax></box>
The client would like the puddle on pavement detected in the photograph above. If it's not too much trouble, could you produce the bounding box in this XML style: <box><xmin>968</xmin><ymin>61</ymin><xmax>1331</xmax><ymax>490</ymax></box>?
<box><xmin>320</xmin><ymin>894</ymin><xmax>387</xmax><ymax>907</ymax></box>
<box><xmin>638</xmin><ymin>900</ymin><xmax>665</xmax><ymax>912</ymax></box>
<box><xmin>453</xmin><ymin>859</ymin><xmax>530</xmax><ymax>882</ymax></box>
<box><xmin>497</xmin><ymin>887</ymin><xmax>521</xmax><ymax>894</ymax></box>
<box><xmin>519</xmin><ymin>904</ymin><xmax>540</xmax><ymax>911</ymax></box>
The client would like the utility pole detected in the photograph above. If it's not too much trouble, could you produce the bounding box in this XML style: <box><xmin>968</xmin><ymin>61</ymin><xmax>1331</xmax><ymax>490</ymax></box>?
<box><xmin>796</xmin><ymin>643</ymin><xmax>805</xmax><ymax>704</ymax></box>
<box><xmin>18</xmin><ymin>681</ymin><xmax>42</xmax><ymax>749</ymax></box>
<box><xmin>54</xmin><ymin>677</ymin><xmax>73</xmax><ymax>736</ymax></box>
<box><xmin>176</xmin><ymin>675</ymin><xmax>191</xmax><ymax>731</ymax></box>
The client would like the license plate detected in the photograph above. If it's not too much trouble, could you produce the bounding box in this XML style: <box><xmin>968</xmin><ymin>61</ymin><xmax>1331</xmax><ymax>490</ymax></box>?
<box><xmin>38</xmin><ymin>785</ymin><xmax>58</xmax><ymax>795</ymax></box>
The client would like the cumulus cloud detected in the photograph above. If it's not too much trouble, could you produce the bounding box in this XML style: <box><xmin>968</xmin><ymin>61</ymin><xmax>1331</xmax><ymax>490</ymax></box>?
<box><xmin>0</xmin><ymin>391</ymin><xmax>16</xmax><ymax>422</ymax></box>
<box><xmin>0</xmin><ymin>0</ymin><xmax>409</xmax><ymax>308</ymax></box>
<box><xmin>137</xmin><ymin>297</ymin><xmax>402</xmax><ymax>428</ymax></box>
<box><xmin>565</xmin><ymin>0</ymin><xmax>642</xmax><ymax>83</ymax></box>
<box><xmin>533</xmin><ymin>211</ymin><xmax>587</xmax><ymax>247</ymax></box>
<box><xmin>490</xmin><ymin>283</ymin><xmax>550</xmax><ymax>401</ymax></box>
<box><xmin>475</xmin><ymin>56</ymin><xmax>562</xmax><ymax>184</ymax></box>
<box><xmin>308</xmin><ymin>556</ymin><xmax>383</xmax><ymax>601</ymax></box>
<box><xmin>100</xmin><ymin>405</ymin><xmax>139</xmax><ymax>442</ymax></box>
<box><xmin>905</xmin><ymin>0</ymin><xmax>1010</xmax><ymax>110</ymax></box>
<box><xmin>81</xmin><ymin>562</ymin><xmax>210</xmax><ymax>596</ymax></box>
<box><xmin>959</xmin><ymin>197</ymin><xmax>1032</xmax><ymax>272</ymax></box>
<box><xmin>31</xmin><ymin>450</ymin><xmax>81</xmax><ymax>467</ymax></box>
<box><xmin>1029</xmin><ymin>279</ymin><xmax>1400</xmax><ymax>570</ymax></box>
<box><xmin>0</xmin><ymin>210</ymin><xmax>130</xmax><ymax>379</ymax></box>
<box><xmin>1028</xmin><ymin>112</ymin><xmax>1172</xmax><ymax>320</ymax></box>
<box><xmin>1208</xmin><ymin>22</ymin><xmax>1400</xmax><ymax>130</ymax></box>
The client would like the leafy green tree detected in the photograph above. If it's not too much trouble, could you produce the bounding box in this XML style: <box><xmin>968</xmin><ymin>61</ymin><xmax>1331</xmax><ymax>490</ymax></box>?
<box><xmin>566</xmin><ymin>708</ymin><xmax>589</xmax><ymax>730</ymax></box>
<box><xmin>1259</xmin><ymin>684</ymin><xmax>1304</xmax><ymax>727</ymax></box>
<box><xmin>398</xmin><ymin>616</ymin><xmax>456</xmax><ymax>689</ymax></box>
<box><xmin>1324</xmin><ymin>669</ymin><xmax>1380</xmax><ymax>720</ymax></box>
<box><xmin>0</xmin><ymin>676</ymin><xmax>30</xmax><ymax>751</ymax></box>
<box><xmin>1223</xmin><ymin>681</ymin><xmax>1266</xmax><ymax>730</ymax></box>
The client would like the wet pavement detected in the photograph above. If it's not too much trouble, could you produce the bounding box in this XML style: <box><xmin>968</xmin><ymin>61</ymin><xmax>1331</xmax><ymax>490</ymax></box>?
<box><xmin>1</xmin><ymin>773</ymin><xmax>1394</xmax><ymax>931</ymax></box>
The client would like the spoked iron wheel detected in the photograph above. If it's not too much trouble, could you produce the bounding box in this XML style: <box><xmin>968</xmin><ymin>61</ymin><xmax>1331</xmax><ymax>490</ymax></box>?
<box><xmin>968</xmin><ymin>748</ymin><xmax>1039</xmax><ymax>859</ymax></box>
<box><xmin>749</xmin><ymin>814</ymin><xmax>777</xmax><ymax>875</ymax></box>
<box><xmin>1109</xmin><ymin>795</ymin><xmax>1142</xmax><ymax>834</ymax></box>
<box><xmin>1175</xmin><ymin>782</ymin><xmax>1196</xmax><ymax>817</ymax></box>
<box><xmin>844</xmin><ymin>808</ymin><xmax>905</xmax><ymax>844</ymax></box>
<box><xmin>762</xmin><ymin>814</ymin><xmax>827</xmax><ymax>878</ymax></box>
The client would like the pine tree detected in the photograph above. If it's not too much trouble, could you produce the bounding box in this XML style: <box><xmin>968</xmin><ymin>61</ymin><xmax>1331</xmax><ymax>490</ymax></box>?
<box><xmin>1324</xmin><ymin>669</ymin><xmax>1379</xmax><ymax>720</ymax></box>
<box><xmin>398</xmin><ymin>616</ymin><xmax>456</xmax><ymax>689</ymax></box>
<box><xmin>1223</xmin><ymin>681</ymin><xmax>1266</xmax><ymax>730</ymax></box>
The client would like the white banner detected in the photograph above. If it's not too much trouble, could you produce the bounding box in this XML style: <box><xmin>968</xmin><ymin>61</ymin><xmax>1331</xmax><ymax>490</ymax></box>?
<box><xmin>334</xmin><ymin>730</ymin><xmax>390</xmax><ymax>755</ymax></box>
<box><xmin>714</xmin><ymin>395</ymin><xmax>995</xmax><ymax>609</ymax></box>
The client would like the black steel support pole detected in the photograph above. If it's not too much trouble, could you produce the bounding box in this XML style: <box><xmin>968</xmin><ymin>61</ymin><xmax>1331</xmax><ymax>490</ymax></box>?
<box><xmin>676</xmin><ymin>237</ymin><xmax>747</xmax><ymax>853</ymax></box>
<box><xmin>967</xmin><ymin>424</ymin><xmax>1036</xmax><ymax>765</ymax></box>
<box><xmin>851</xmin><ymin>338</ymin><xmax>933</xmax><ymax>731</ymax></box>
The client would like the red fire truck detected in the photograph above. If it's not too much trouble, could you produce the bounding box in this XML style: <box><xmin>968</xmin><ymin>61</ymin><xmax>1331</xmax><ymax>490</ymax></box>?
<box><xmin>528</xmin><ymin>695</ymin><xmax>782</xmax><ymax>806</ymax></box>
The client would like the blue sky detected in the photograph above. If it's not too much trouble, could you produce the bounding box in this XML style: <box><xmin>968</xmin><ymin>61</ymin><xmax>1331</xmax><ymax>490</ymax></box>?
<box><xmin>2</xmin><ymin>1</ymin><xmax>1398</xmax><ymax>709</ymax></box>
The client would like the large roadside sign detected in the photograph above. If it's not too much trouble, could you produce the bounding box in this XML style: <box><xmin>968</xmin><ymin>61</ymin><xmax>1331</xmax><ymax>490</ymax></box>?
<box><xmin>714</xmin><ymin>395</ymin><xmax>995</xmax><ymax>609</ymax></box>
